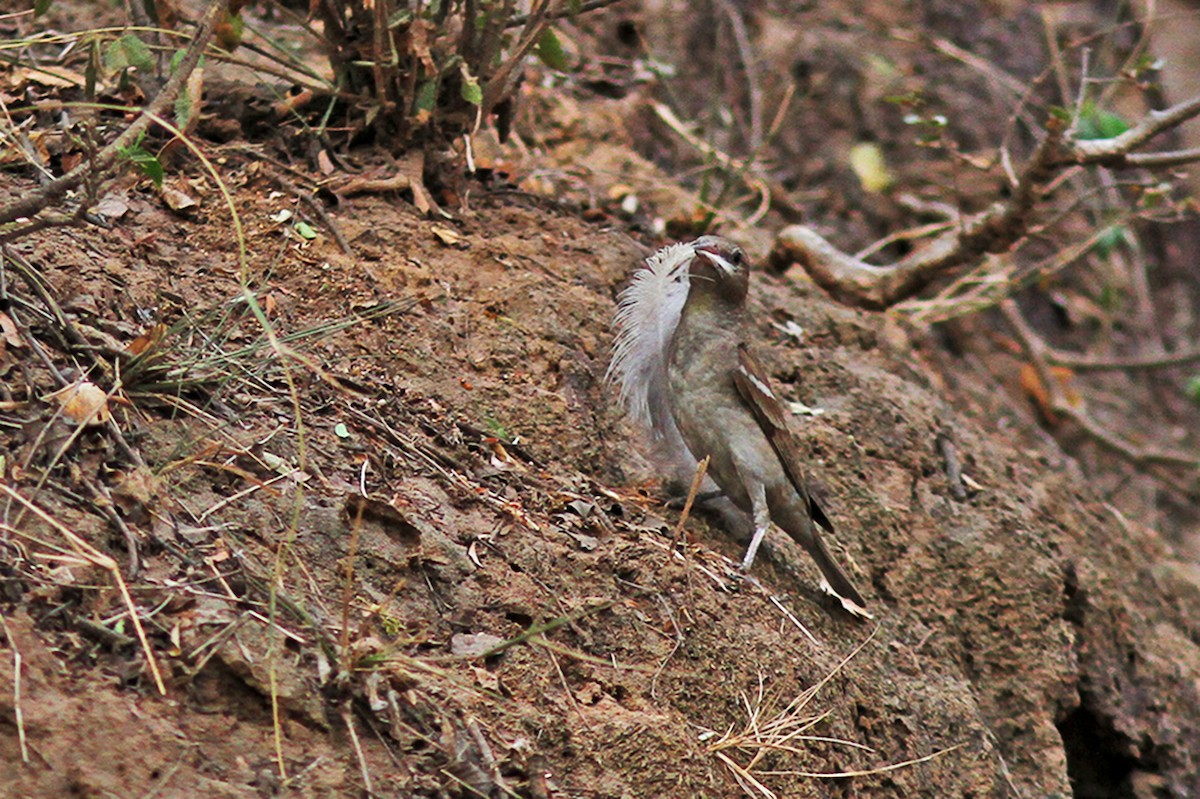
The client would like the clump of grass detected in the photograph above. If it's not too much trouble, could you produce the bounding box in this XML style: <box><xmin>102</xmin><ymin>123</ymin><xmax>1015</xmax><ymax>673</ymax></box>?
<box><xmin>699</xmin><ymin>629</ymin><xmax>962</xmax><ymax>798</ymax></box>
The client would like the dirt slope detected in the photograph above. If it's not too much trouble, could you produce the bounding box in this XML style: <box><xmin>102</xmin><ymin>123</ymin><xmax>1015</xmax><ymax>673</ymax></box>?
<box><xmin>1</xmin><ymin>169</ymin><xmax>1197</xmax><ymax>797</ymax></box>
<box><xmin>3</xmin><ymin>1</ymin><xmax>1200</xmax><ymax>798</ymax></box>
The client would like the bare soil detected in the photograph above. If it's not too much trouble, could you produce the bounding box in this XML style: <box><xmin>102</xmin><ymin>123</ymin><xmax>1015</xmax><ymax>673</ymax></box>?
<box><xmin>2</xmin><ymin>2</ymin><xmax>1199</xmax><ymax>799</ymax></box>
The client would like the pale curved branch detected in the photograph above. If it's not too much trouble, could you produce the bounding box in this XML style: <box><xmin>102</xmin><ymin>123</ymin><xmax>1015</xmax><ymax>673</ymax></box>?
<box><xmin>1070</xmin><ymin>94</ymin><xmax>1200</xmax><ymax>165</ymax></box>
<box><xmin>772</xmin><ymin>92</ymin><xmax>1200</xmax><ymax>310</ymax></box>
<box><xmin>771</xmin><ymin>119</ymin><xmax>1066</xmax><ymax>309</ymax></box>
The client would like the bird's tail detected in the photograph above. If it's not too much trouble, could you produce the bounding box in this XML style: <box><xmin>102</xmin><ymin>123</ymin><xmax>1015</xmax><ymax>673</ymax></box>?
<box><xmin>809</xmin><ymin>530</ymin><xmax>872</xmax><ymax>619</ymax></box>
<box><xmin>774</xmin><ymin>501</ymin><xmax>871</xmax><ymax>618</ymax></box>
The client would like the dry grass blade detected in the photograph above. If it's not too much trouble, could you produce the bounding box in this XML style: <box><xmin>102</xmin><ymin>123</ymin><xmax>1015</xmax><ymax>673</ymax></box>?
<box><xmin>0</xmin><ymin>615</ymin><xmax>29</xmax><ymax>763</ymax></box>
<box><xmin>1</xmin><ymin>483</ymin><xmax>167</xmax><ymax>695</ymax></box>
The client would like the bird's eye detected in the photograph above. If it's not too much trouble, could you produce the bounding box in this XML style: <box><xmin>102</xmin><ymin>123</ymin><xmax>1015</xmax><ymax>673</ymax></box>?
<box><xmin>731</xmin><ymin>250</ymin><xmax>744</xmax><ymax>267</ymax></box>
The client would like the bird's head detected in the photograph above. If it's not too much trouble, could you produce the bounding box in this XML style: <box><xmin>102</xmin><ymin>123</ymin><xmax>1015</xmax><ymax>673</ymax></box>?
<box><xmin>688</xmin><ymin>235</ymin><xmax>750</xmax><ymax>305</ymax></box>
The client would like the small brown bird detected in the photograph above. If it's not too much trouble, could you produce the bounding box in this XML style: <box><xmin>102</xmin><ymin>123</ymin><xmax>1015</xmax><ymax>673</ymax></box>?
<box><xmin>610</xmin><ymin>236</ymin><xmax>868</xmax><ymax>616</ymax></box>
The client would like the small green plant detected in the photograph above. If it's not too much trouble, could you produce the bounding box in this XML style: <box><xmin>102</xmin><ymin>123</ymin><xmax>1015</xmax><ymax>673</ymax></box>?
<box><xmin>1186</xmin><ymin>375</ymin><xmax>1200</xmax><ymax>404</ymax></box>
<box><xmin>117</xmin><ymin>131</ymin><xmax>164</xmax><ymax>186</ymax></box>
<box><xmin>1075</xmin><ymin>100</ymin><xmax>1131</xmax><ymax>140</ymax></box>
<box><xmin>314</xmin><ymin>0</ymin><xmax>572</xmax><ymax>149</ymax></box>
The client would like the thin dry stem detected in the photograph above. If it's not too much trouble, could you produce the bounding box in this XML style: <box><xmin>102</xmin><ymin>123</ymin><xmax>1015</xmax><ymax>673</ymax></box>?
<box><xmin>1</xmin><ymin>484</ymin><xmax>167</xmax><ymax>695</ymax></box>
<box><xmin>0</xmin><ymin>615</ymin><xmax>29</xmax><ymax>763</ymax></box>
<box><xmin>999</xmin><ymin>299</ymin><xmax>1197</xmax><ymax>470</ymax></box>
<box><xmin>703</xmin><ymin>626</ymin><xmax>889</xmax><ymax>796</ymax></box>
<box><xmin>670</xmin><ymin>455</ymin><xmax>710</xmax><ymax>545</ymax></box>
<box><xmin>342</xmin><ymin>704</ymin><xmax>374</xmax><ymax>796</ymax></box>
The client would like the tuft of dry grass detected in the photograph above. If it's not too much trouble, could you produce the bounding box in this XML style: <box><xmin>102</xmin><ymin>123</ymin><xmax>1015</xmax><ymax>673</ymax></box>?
<box><xmin>699</xmin><ymin>626</ymin><xmax>962</xmax><ymax>798</ymax></box>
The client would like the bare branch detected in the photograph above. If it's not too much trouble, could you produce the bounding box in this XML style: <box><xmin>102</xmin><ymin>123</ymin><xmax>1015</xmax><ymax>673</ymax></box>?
<box><xmin>773</xmin><ymin>88</ymin><xmax>1200</xmax><ymax>310</ymax></box>
<box><xmin>1000</xmin><ymin>300</ymin><xmax>1197</xmax><ymax>470</ymax></box>
<box><xmin>1046</xmin><ymin>344</ymin><xmax>1200</xmax><ymax>372</ymax></box>
<box><xmin>1069</xmin><ymin>93</ymin><xmax>1200</xmax><ymax>165</ymax></box>
<box><xmin>506</xmin><ymin>0</ymin><xmax>630</xmax><ymax>28</ymax></box>
<box><xmin>771</xmin><ymin>119</ymin><xmax>1068</xmax><ymax>309</ymax></box>
<box><xmin>1097</xmin><ymin>146</ymin><xmax>1200</xmax><ymax>169</ymax></box>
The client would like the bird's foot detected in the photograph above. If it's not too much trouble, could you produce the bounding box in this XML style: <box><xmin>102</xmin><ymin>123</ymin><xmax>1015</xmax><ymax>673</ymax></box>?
<box><xmin>664</xmin><ymin>490</ymin><xmax>725</xmax><ymax>510</ymax></box>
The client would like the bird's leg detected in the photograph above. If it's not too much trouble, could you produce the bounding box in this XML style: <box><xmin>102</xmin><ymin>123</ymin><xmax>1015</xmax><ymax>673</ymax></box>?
<box><xmin>739</xmin><ymin>483</ymin><xmax>771</xmax><ymax>571</ymax></box>
<box><xmin>664</xmin><ymin>489</ymin><xmax>725</xmax><ymax>510</ymax></box>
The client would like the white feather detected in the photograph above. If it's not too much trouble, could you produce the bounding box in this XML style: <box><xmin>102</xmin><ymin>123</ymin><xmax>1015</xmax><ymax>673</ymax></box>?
<box><xmin>606</xmin><ymin>242</ymin><xmax>708</xmax><ymax>484</ymax></box>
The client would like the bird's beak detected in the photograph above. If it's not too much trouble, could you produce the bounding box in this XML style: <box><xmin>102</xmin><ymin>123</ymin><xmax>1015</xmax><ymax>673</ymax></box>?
<box><xmin>694</xmin><ymin>245</ymin><xmax>736</xmax><ymax>276</ymax></box>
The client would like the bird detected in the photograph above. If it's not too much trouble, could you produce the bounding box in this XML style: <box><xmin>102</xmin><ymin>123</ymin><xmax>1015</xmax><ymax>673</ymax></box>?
<box><xmin>609</xmin><ymin>235</ymin><xmax>869</xmax><ymax>617</ymax></box>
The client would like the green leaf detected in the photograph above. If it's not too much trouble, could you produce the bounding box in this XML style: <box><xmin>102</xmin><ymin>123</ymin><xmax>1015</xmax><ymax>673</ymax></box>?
<box><xmin>119</xmin><ymin>135</ymin><xmax>164</xmax><ymax>188</ymax></box>
<box><xmin>131</xmin><ymin>151</ymin><xmax>164</xmax><ymax>187</ymax></box>
<box><xmin>1186</xmin><ymin>375</ymin><xmax>1200</xmax><ymax>404</ymax></box>
<box><xmin>1095</xmin><ymin>110</ymin><xmax>1130</xmax><ymax>138</ymax></box>
<box><xmin>294</xmin><ymin>221</ymin><xmax>318</xmax><ymax>240</ymax></box>
<box><xmin>460</xmin><ymin>75</ymin><xmax>482</xmax><ymax>106</ymax></box>
<box><xmin>174</xmin><ymin>87</ymin><xmax>194</xmax><ymax>128</ymax></box>
<box><xmin>1076</xmin><ymin>102</ymin><xmax>1131</xmax><ymax>140</ymax></box>
<box><xmin>103</xmin><ymin>33</ymin><xmax>155</xmax><ymax>73</ymax></box>
<box><xmin>34</xmin><ymin>0</ymin><xmax>53</xmax><ymax>17</ymax></box>
<box><xmin>534</xmin><ymin>28</ymin><xmax>569</xmax><ymax>71</ymax></box>
<box><xmin>1098</xmin><ymin>285</ymin><xmax>1121</xmax><ymax>313</ymax></box>
<box><xmin>334</xmin><ymin>423</ymin><xmax>350</xmax><ymax>439</ymax></box>
<box><xmin>415</xmin><ymin>79</ymin><xmax>438</xmax><ymax>112</ymax></box>
<box><xmin>1094</xmin><ymin>225</ymin><xmax>1129</xmax><ymax>257</ymax></box>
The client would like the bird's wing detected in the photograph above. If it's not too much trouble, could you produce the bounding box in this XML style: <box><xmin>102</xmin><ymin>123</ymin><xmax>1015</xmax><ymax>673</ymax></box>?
<box><xmin>732</xmin><ymin>343</ymin><xmax>834</xmax><ymax>532</ymax></box>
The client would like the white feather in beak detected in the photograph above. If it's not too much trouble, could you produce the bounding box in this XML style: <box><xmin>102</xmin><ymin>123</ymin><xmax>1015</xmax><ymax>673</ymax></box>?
<box><xmin>607</xmin><ymin>242</ymin><xmax>702</xmax><ymax>480</ymax></box>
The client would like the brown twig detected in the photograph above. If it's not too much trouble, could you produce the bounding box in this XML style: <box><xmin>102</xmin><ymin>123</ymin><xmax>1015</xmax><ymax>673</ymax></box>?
<box><xmin>669</xmin><ymin>455</ymin><xmax>710</xmax><ymax>547</ymax></box>
<box><xmin>999</xmin><ymin>300</ymin><xmax>1196</xmax><ymax>470</ymax></box>
<box><xmin>80</xmin><ymin>475</ymin><xmax>142</xmax><ymax>577</ymax></box>
<box><xmin>1044</xmin><ymin>344</ymin><xmax>1200</xmax><ymax>371</ymax></box>
<box><xmin>771</xmin><ymin>117</ymin><xmax>1067</xmax><ymax>309</ymax></box>
<box><xmin>482</xmin><ymin>0</ymin><xmax>553</xmax><ymax>116</ymax></box>
<box><xmin>506</xmin><ymin>0</ymin><xmax>629</xmax><ymax>28</ymax></box>
<box><xmin>714</xmin><ymin>0</ymin><xmax>763</xmax><ymax>152</ymax></box>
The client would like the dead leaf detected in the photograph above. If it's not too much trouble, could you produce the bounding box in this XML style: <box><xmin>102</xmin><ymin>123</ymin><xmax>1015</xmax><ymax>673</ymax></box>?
<box><xmin>91</xmin><ymin>193</ymin><xmax>131</xmax><ymax>220</ymax></box>
<box><xmin>127</xmin><ymin>323</ymin><xmax>167</xmax><ymax>356</ymax></box>
<box><xmin>316</xmin><ymin>149</ymin><xmax>335</xmax><ymax>175</ymax></box>
<box><xmin>12</xmin><ymin>64</ymin><xmax>86</xmax><ymax>89</ymax></box>
<box><xmin>160</xmin><ymin>185</ymin><xmax>198</xmax><ymax>213</ymax></box>
<box><xmin>45</xmin><ymin>380</ymin><xmax>112</xmax><ymax>427</ymax></box>
<box><xmin>112</xmin><ymin>466</ymin><xmax>163</xmax><ymax>507</ymax></box>
<box><xmin>471</xmin><ymin>665</ymin><xmax>500</xmax><ymax>692</ymax></box>
<box><xmin>1019</xmin><ymin>363</ymin><xmax>1080</xmax><ymax>425</ymax></box>
<box><xmin>0</xmin><ymin>311</ymin><xmax>24</xmax><ymax>349</ymax></box>
<box><xmin>431</xmin><ymin>224</ymin><xmax>464</xmax><ymax>246</ymax></box>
